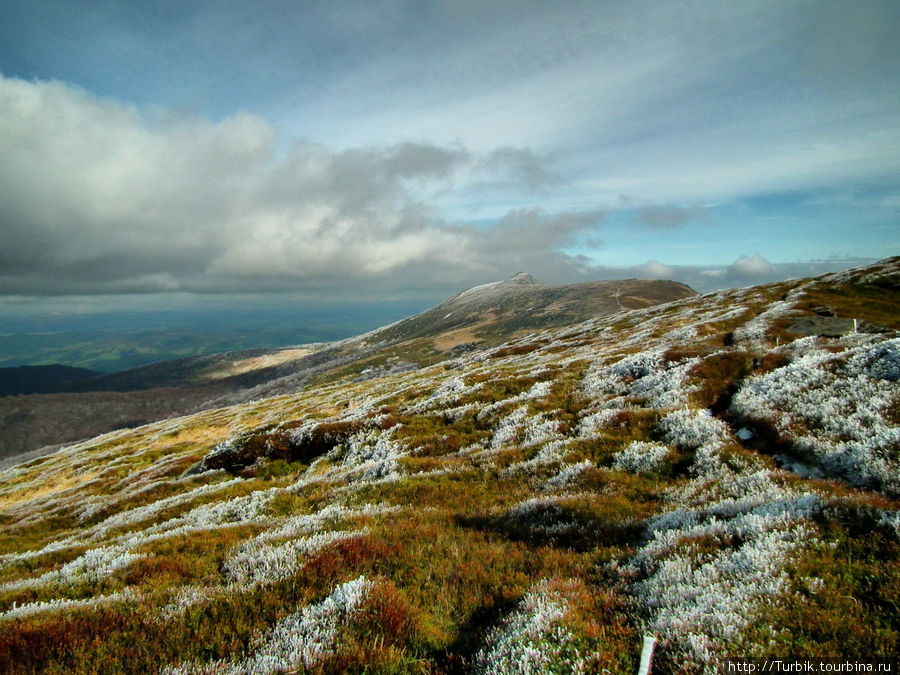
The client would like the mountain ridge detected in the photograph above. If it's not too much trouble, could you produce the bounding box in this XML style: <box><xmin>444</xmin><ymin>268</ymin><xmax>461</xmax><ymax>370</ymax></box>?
<box><xmin>0</xmin><ymin>275</ymin><xmax>696</xmax><ymax>461</ymax></box>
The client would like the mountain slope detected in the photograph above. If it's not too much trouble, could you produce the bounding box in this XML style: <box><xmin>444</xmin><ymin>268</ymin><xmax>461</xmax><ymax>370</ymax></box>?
<box><xmin>0</xmin><ymin>365</ymin><xmax>102</xmax><ymax>397</ymax></box>
<box><xmin>365</xmin><ymin>274</ymin><xmax>696</xmax><ymax>349</ymax></box>
<box><xmin>0</xmin><ymin>258</ymin><xmax>897</xmax><ymax>673</ymax></box>
<box><xmin>0</xmin><ymin>276</ymin><xmax>694</xmax><ymax>461</ymax></box>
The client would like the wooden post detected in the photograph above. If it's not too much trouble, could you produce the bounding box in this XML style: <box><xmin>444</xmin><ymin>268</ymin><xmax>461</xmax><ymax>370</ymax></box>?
<box><xmin>637</xmin><ymin>634</ymin><xmax>657</xmax><ymax>675</ymax></box>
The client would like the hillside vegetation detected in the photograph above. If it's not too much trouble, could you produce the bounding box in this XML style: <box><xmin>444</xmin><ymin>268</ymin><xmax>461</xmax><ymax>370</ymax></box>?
<box><xmin>0</xmin><ymin>259</ymin><xmax>897</xmax><ymax>673</ymax></box>
<box><xmin>0</xmin><ymin>278</ymin><xmax>693</xmax><ymax>461</ymax></box>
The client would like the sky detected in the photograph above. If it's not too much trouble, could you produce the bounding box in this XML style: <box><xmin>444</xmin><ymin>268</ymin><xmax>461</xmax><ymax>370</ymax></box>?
<box><xmin>1</xmin><ymin>0</ymin><xmax>898</xmax><ymax>317</ymax></box>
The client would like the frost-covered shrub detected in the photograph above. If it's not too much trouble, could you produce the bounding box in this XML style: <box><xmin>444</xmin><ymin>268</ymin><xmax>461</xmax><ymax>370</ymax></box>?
<box><xmin>0</xmin><ymin>588</ymin><xmax>141</xmax><ymax>621</ymax></box>
<box><xmin>658</xmin><ymin>409</ymin><xmax>728</xmax><ymax>451</ymax></box>
<box><xmin>879</xmin><ymin>510</ymin><xmax>900</xmax><ymax>539</ymax></box>
<box><xmin>612</xmin><ymin>350</ymin><xmax>663</xmax><ymax>380</ymax></box>
<box><xmin>335</xmin><ymin>428</ymin><xmax>407</xmax><ymax>484</ymax></box>
<box><xmin>474</xmin><ymin>380</ymin><xmax>555</xmax><ymax>424</ymax></box>
<box><xmin>627</xmin><ymin>469</ymin><xmax>822</xmax><ymax>671</ymax></box>
<box><xmin>544</xmin><ymin>460</ymin><xmax>593</xmax><ymax>491</ymax></box>
<box><xmin>504</xmin><ymin>439</ymin><xmax>573</xmax><ymax>475</ymax></box>
<box><xmin>1</xmin><ymin>544</ymin><xmax>144</xmax><ymax>591</ymax></box>
<box><xmin>858</xmin><ymin>339</ymin><xmax>900</xmax><ymax>381</ymax></box>
<box><xmin>580</xmin><ymin>347</ymin><xmax>698</xmax><ymax>410</ymax></box>
<box><xmin>732</xmin><ymin>299</ymin><xmax>796</xmax><ymax>346</ymax></box>
<box><xmin>525</xmin><ymin>380</ymin><xmax>554</xmax><ymax>400</ymax></box>
<box><xmin>634</xmin><ymin>521</ymin><xmax>811</xmax><ymax>670</ymax></box>
<box><xmin>164</xmin><ymin>576</ymin><xmax>374</xmax><ymax>674</ymax></box>
<box><xmin>503</xmin><ymin>497</ymin><xmax>582</xmax><ymax>540</ymax></box>
<box><xmin>145</xmin><ymin>488</ymin><xmax>280</xmax><ymax>535</ymax></box>
<box><xmin>88</xmin><ymin>479</ymin><xmax>242</xmax><ymax>538</ymax></box>
<box><xmin>341</xmin><ymin>429</ymin><xmax>403</xmax><ymax>466</ymax></box>
<box><xmin>473</xmin><ymin>580</ymin><xmax>588</xmax><ymax>674</ymax></box>
<box><xmin>521</xmin><ymin>416</ymin><xmax>563</xmax><ymax>449</ymax></box>
<box><xmin>0</xmin><ymin>538</ymin><xmax>83</xmax><ymax>569</ymax></box>
<box><xmin>731</xmin><ymin>338</ymin><xmax>900</xmax><ymax>493</ymax></box>
<box><xmin>613</xmin><ymin>441</ymin><xmax>671</xmax><ymax>474</ymax></box>
<box><xmin>630</xmin><ymin>357</ymin><xmax>700</xmax><ymax>410</ymax></box>
<box><xmin>224</xmin><ymin>530</ymin><xmax>366</xmax><ymax>587</ymax></box>
<box><xmin>576</xmin><ymin>408</ymin><xmax>621</xmax><ymax>438</ymax></box>
<box><xmin>158</xmin><ymin>584</ymin><xmax>219</xmax><ymax>621</ymax></box>
<box><xmin>490</xmin><ymin>407</ymin><xmax>530</xmax><ymax>448</ymax></box>
<box><xmin>256</xmin><ymin>502</ymin><xmax>398</xmax><ymax>543</ymax></box>
<box><xmin>411</xmin><ymin>375</ymin><xmax>480</xmax><ymax>412</ymax></box>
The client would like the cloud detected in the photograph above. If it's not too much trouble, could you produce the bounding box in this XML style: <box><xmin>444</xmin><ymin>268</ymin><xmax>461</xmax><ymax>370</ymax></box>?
<box><xmin>728</xmin><ymin>253</ymin><xmax>777</xmax><ymax>279</ymax></box>
<box><xmin>612</xmin><ymin>255</ymin><xmax>878</xmax><ymax>294</ymax></box>
<box><xmin>478</xmin><ymin>147</ymin><xmax>562</xmax><ymax>190</ymax></box>
<box><xmin>632</xmin><ymin>260</ymin><xmax>679</xmax><ymax>280</ymax></box>
<box><xmin>1</xmin><ymin>69</ymin><xmax>890</xmax><ymax>301</ymax></box>
<box><xmin>0</xmin><ymin>74</ymin><xmax>590</xmax><ymax>297</ymax></box>
<box><xmin>634</xmin><ymin>205</ymin><xmax>711</xmax><ymax>229</ymax></box>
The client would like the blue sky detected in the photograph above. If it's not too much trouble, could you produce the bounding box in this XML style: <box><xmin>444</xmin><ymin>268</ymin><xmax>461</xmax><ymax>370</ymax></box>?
<box><xmin>0</xmin><ymin>0</ymin><xmax>897</xmax><ymax>309</ymax></box>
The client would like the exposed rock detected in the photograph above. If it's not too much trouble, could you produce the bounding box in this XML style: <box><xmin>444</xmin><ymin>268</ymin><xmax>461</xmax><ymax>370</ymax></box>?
<box><xmin>187</xmin><ymin>420</ymin><xmax>363</xmax><ymax>474</ymax></box>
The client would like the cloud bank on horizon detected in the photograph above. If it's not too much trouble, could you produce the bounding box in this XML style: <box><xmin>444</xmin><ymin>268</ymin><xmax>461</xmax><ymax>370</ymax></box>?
<box><xmin>0</xmin><ymin>0</ymin><xmax>897</xmax><ymax>301</ymax></box>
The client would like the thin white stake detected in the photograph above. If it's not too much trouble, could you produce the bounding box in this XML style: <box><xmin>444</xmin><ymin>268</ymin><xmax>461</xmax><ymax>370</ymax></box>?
<box><xmin>637</xmin><ymin>634</ymin><xmax>657</xmax><ymax>675</ymax></box>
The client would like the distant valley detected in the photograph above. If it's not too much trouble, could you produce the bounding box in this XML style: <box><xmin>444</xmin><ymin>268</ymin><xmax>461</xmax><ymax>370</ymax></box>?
<box><xmin>0</xmin><ymin>300</ymin><xmax>427</xmax><ymax>374</ymax></box>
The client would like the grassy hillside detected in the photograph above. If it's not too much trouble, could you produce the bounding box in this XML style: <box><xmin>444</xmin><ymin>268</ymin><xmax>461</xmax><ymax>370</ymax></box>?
<box><xmin>0</xmin><ymin>259</ymin><xmax>897</xmax><ymax>673</ymax></box>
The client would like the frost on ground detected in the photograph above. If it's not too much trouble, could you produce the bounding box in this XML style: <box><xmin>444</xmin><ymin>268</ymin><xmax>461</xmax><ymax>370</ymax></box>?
<box><xmin>473</xmin><ymin>579</ymin><xmax>589</xmax><ymax>675</ymax></box>
<box><xmin>164</xmin><ymin>576</ymin><xmax>374</xmax><ymax>674</ymax></box>
<box><xmin>625</xmin><ymin>452</ymin><xmax>823</xmax><ymax>670</ymax></box>
<box><xmin>613</xmin><ymin>441</ymin><xmax>671</xmax><ymax>474</ymax></box>
<box><xmin>731</xmin><ymin>337</ymin><xmax>900</xmax><ymax>494</ymax></box>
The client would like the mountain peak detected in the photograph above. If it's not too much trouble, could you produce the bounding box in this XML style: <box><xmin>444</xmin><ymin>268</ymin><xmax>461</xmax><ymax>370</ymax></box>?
<box><xmin>507</xmin><ymin>272</ymin><xmax>540</xmax><ymax>285</ymax></box>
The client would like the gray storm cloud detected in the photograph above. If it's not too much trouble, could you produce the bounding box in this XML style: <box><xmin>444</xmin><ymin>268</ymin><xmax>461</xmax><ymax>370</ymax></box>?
<box><xmin>0</xmin><ymin>75</ymin><xmax>589</xmax><ymax>296</ymax></box>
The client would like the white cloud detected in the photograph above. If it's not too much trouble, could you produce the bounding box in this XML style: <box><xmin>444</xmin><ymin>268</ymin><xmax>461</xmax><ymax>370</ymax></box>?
<box><xmin>729</xmin><ymin>253</ymin><xmax>776</xmax><ymax>279</ymax></box>
<box><xmin>633</xmin><ymin>260</ymin><xmax>679</xmax><ymax>280</ymax></box>
<box><xmin>0</xmin><ymin>74</ymin><xmax>584</xmax><ymax>296</ymax></box>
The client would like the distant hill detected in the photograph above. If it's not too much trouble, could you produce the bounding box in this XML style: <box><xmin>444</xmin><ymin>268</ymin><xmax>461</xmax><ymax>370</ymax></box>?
<box><xmin>367</xmin><ymin>274</ymin><xmax>696</xmax><ymax>348</ymax></box>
